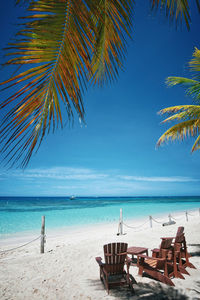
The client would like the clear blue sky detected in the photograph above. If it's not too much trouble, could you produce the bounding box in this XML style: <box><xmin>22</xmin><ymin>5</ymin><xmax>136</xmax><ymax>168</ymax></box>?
<box><xmin>0</xmin><ymin>1</ymin><xmax>199</xmax><ymax>197</ymax></box>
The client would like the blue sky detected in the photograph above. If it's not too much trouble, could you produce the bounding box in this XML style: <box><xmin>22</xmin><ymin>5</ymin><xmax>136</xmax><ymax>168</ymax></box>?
<box><xmin>0</xmin><ymin>1</ymin><xmax>200</xmax><ymax>197</ymax></box>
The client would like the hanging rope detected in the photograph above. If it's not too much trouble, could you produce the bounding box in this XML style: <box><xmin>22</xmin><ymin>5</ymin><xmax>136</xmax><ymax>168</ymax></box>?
<box><xmin>0</xmin><ymin>235</ymin><xmax>42</xmax><ymax>254</ymax></box>
<box><xmin>122</xmin><ymin>219</ymin><xmax>149</xmax><ymax>229</ymax></box>
<box><xmin>187</xmin><ymin>212</ymin><xmax>195</xmax><ymax>216</ymax></box>
<box><xmin>151</xmin><ymin>217</ymin><xmax>165</xmax><ymax>224</ymax></box>
<box><xmin>170</xmin><ymin>215</ymin><xmax>184</xmax><ymax>221</ymax></box>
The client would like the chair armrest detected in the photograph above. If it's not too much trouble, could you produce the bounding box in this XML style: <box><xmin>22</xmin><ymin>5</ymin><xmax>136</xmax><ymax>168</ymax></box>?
<box><xmin>95</xmin><ymin>257</ymin><xmax>104</xmax><ymax>266</ymax></box>
<box><xmin>152</xmin><ymin>248</ymin><xmax>159</xmax><ymax>252</ymax></box>
<box><xmin>160</xmin><ymin>237</ymin><xmax>175</xmax><ymax>240</ymax></box>
<box><xmin>104</xmin><ymin>252</ymin><xmax>127</xmax><ymax>257</ymax></box>
<box><xmin>126</xmin><ymin>256</ymin><xmax>132</xmax><ymax>264</ymax></box>
<box><xmin>137</xmin><ymin>254</ymin><xmax>165</xmax><ymax>261</ymax></box>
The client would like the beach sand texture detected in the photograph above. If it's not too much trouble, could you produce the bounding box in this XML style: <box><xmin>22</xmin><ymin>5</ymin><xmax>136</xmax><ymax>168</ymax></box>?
<box><xmin>0</xmin><ymin>214</ymin><xmax>200</xmax><ymax>299</ymax></box>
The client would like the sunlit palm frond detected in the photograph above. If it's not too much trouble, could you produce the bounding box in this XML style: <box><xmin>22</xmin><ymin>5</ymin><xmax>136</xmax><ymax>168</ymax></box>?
<box><xmin>166</xmin><ymin>48</ymin><xmax>200</xmax><ymax>101</ymax></box>
<box><xmin>0</xmin><ymin>0</ymin><xmax>133</xmax><ymax>168</ymax></box>
<box><xmin>90</xmin><ymin>0</ymin><xmax>133</xmax><ymax>85</ymax></box>
<box><xmin>0</xmin><ymin>0</ymin><xmax>94</xmax><ymax>168</ymax></box>
<box><xmin>158</xmin><ymin>48</ymin><xmax>200</xmax><ymax>152</ymax></box>
<box><xmin>150</xmin><ymin>0</ymin><xmax>200</xmax><ymax>30</ymax></box>
<box><xmin>189</xmin><ymin>47</ymin><xmax>200</xmax><ymax>74</ymax></box>
<box><xmin>157</xmin><ymin>119</ymin><xmax>200</xmax><ymax>150</ymax></box>
<box><xmin>158</xmin><ymin>105</ymin><xmax>200</xmax><ymax>122</ymax></box>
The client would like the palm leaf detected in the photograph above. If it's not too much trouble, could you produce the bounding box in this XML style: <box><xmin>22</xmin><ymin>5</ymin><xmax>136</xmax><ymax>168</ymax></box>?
<box><xmin>158</xmin><ymin>105</ymin><xmax>200</xmax><ymax>122</ymax></box>
<box><xmin>150</xmin><ymin>0</ymin><xmax>200</xmax><ymax>30</ymax></box>
<box><xmin>166</xmin><ymin>48</ymin><xmax>200</xmax><ymax>101</ymax></box>
<box><xmin>0</xmin><ymin>0</ymin><xmax>133</xmax><ymax>168</ymax></box>
<box><xmin>0</xmin><ymin>0</ymin><xmax>95</xmax><ymax>167</ymax></box>
<box><xmin>90</xmin><ymin>0</ymin><xmax>133</xmax><ymax>85</ymax></box>
<box><xmin>157</xmin><ymin>119</ymin><xmax>200</xmax><ymax>149</ymax></box>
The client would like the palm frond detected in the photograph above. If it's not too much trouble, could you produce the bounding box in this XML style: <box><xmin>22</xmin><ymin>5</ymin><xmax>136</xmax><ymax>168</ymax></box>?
<box><xmin>192</xmin><ymin>134</ymin><xmax>200</xmax><ymax>151</ymax></box>
<box><xmin>0</xmin><ymin>0</ymin><xmax>133</xmax><ymax>167</ymax></box>
<box><xmin>90</xmin><ymin>0</ymin><xmax>133</xmax><ymax>85</ymax></box>
<box><xmin>0</xmin><ymin>0</ymin><xmax>95</xmax><ymax>168</ymax></box>
<box><xmin>158</xmin><ymin>105</ymin><xmax>200</xmax><ymax>122</ymax></box>
<box><xmin>0</xmin><ymin>0</ymin><xmax>133</xmax><ymax>168</ymax></box>
<box><xmin>189</xmin><ymin>47</ymin><xmax>200</xmax><ymax>74</ymax></box>
<box><xmin>166</xmin><ymin>48</ymin><xmax>200</xmax><ymax>101</ymax></box>
<box><xmin>157</xmin><ymin>119</ymin><xmax>200</xmax><ymax>149</ymax></box>
<box><xmin>150</xmin><ymin>0</ymin><xmax>200</xmax><ymax>30</ymax></box>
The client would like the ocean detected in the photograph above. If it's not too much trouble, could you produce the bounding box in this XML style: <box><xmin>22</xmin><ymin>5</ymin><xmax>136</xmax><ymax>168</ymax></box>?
<box><xmin>0</xmin><ymin>196</ymin><xmax>200</xmax><ymax>237</ymax></box>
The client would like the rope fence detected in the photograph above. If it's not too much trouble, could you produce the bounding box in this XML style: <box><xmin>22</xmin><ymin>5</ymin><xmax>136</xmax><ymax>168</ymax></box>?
<box><xmin>0</xmin><ymin>235</ymin><xmax>42</xmax><ymax>254</ymax></box>
<box><xmin>1</xmin><ymin>208</ymin><xmax>199</xmax><ymax>253</ymax></box>
<box><xmin>117</xmin><ymin>208</ymin><xmax>200</xmax><ymax>235</ymax></box>
<box><xmin>0</xmin><ymin>216</ymin><xmax>46</xmax><ymax>255</ymax></box>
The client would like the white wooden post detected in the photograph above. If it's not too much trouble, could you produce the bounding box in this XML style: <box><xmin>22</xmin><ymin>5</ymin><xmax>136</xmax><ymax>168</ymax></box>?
<box><xmin>119</xmin><ymin>208</ymin><xmax>123</xmax><ymax>235</ymax></box>
<box><xmin>40</xmin><ymin>216</ymin><xmax>45</xmax><ymax>254</ymax></box>
<box><xmin>149</xmin><ymin>215</ymin><xmax>152</xmax><ymax>228</ymax></box>
<box><xmin>168</xmin><ymin>214</ymin><xmax>172</xmax><ymax>223</ymax></box>
<box><xmin>185</xmin><ymin>211</ymin><xmax>188</xmax><ymax>222</ymax></box>
<box><xmin>117</xmin><ymin>208</ymin><xmax>124</xmax><ymax>235</ymax></box>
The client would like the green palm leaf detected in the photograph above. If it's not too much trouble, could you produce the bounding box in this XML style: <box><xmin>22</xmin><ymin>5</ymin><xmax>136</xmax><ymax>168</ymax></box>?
<box><xmin>158</xmin><ymin>105</ymin><xmax>200</xmax><ymax>122</ymax></box>
<box><xmin>158</xmin><ymin>48</ymin><xmax>200</xmax><ymax>152</ymax></box>
<box><xmin>0</xmin><ymin>0</ymin><xmax>133</xmax><ymax>167</ymax></box>
<box><xmin>150</xmin><ymin>0</ymin><xmax>200</xmax><ymax>30</ymax></box>
<box><xmin>157</xmin><ymin>118</ymin><xmax>200</xmax><ymax>150</ymax></box>
<box><xmin>166</xmin><ymin>48</ymin><xmax>200</xmax><ymax>101</ymax></box>
<box><xmin>90</xmin><ymin>0</ymin><xmax>133</xmax><ymax>85</ymax></box>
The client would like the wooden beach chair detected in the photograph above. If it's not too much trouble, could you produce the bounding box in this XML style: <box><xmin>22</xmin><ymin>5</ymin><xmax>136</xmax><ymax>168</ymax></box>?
<box><xmin>173</xmin><ymin>231</ymin><xmax>196</xmax><ymax>272</ymax></box>
<box><xmin>151</xmin><ymin>237</ymin><xmax>184</xmax><ymax>279</ymax></box>
<box><xmin>160</xmin><ymin>227</ymin><xmax>196</xmax><ymax>274</ymax></box>
<box><xmin>137</xmin><ymin>253</ymin><xmax>175</xmax><ymax>286</ymax></box>
<box><xmin>95</xmin><ymin>242</ymin><xmax>134</xmax><ymax>294</ymax></box>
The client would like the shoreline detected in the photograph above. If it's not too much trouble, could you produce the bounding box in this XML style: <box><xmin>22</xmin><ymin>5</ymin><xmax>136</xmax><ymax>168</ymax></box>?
<box><xmin>0</xmin><ymin>206</ymin><xmax>199</xmax><ymax>247</ymax></box>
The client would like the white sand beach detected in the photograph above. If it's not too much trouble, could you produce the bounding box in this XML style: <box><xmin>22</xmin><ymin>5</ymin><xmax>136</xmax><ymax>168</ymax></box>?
<box><xmin>0</xmin><ymin>212</ymin><xmax>200</xmax><ymax>300</ymax></box>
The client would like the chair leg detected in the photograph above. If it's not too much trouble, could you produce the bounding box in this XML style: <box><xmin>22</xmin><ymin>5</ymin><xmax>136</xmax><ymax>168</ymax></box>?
<box><xmin>185</xmin><ymin>253</ymin><xmax>196</xmax><ymax>269</ymax></box>
<box><xmin>104</xmin><ymin>273</ymin><xmax>109</xmax><ymax>294</ymax></box>
<box><xmin>145</xmin><ymin>269</ymin><xmax>175</xmax><ymax>286</ymax></box>
<box><xmin>138</xmin><ymin>265</ymin><xmax>144</xmax><ymax>276</ymax></box>
<box><xmin>178</xmin><ymin>265</ymin><xmax>190</xmax><ymax>275</ymax></box>
<box><xmin>126</xmin><ymin>273</ymin><xmax>135</xmax><ymax>293</ymax></box>
<box><xmin>173</xmin><ymin>253</ymin><xmax>185</xmax><ymax>279</ymax></box>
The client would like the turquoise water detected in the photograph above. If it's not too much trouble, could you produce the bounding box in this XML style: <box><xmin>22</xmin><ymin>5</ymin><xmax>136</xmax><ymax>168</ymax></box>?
<box><xmin>0</xmin><ymin>196</ymin><xmax>200</xmax><ymax>237</ymax></box>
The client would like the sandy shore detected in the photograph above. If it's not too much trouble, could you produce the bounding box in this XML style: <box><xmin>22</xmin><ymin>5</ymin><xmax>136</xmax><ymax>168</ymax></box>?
<box><xmin>0</xmin><ymin>211</ymin><xmax>200</xmax><ymax>299</ymax></box>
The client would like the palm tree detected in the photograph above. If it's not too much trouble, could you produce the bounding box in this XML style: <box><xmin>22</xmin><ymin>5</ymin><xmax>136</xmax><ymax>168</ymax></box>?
<box><xmin>157</xmin><ymin>47</ymin><xmax>200</xmax><ymax>152</ymax></box>
<box><xmin>0</xmin><ymin>0</ymin><xmax>199</xmax><ymax>167</ymax></box>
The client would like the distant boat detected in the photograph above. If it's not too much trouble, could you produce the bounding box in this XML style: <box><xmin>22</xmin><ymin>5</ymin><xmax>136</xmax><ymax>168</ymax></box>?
<box><xmin>69</xmin><ymin>196</ymin><xmax>76</xmax><ymax>200</ymax></box>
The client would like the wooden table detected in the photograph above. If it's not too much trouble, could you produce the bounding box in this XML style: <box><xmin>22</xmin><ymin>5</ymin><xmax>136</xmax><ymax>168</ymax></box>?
<box><xmin>127</xmin><ymin>246</ymin><xmax>148</xmax><ymax>266</ymax></box>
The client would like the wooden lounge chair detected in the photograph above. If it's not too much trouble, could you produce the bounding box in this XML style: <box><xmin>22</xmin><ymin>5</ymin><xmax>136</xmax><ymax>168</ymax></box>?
<box><xmin>160</xmin><ymin>227</ymin><xmax>196</xmax><ymax>274</ymax></box>
<box><xmin>174</xmin><ymin>231</ymin><xmax>196</xmax><ymax>272</ymax></box>
<box><xmin>137</xmin><ymin>253</ymin><xmax>175</xmax><ymax>286</ymax></box>
<box><xmin>95</xmin><ymin>242</ymin><xmax>134</xmax><ymax>294</ymax></box>
<box><xmin>152</xmin><ymin>237</ymin><xmax>184</xmax><ymax>279</ymax></box>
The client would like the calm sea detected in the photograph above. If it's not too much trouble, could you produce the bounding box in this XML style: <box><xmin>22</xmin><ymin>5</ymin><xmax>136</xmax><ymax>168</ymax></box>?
<box><xmin>0</xmin><ymin>196</ymin><xmax>200</xmax><ymax>237</ymax></box>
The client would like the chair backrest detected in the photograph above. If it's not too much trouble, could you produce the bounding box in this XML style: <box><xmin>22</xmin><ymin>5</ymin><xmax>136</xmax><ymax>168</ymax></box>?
<box><xmin>174</xmin><ymin>227</ymin><xmax>184</xmax><ymax>243</ymax></box>
<box><xmin>159</xmin><ymin>238</ymin><xmax>173</xmax><ymax>258</ymax></box>
<box><xmin>160</xmin><ymin>238</ymin><xmax>173</xmax><ymax>249</ymax></box>
<box><xmin>104</xmin><ymin>242</ymin><xmax>127</xmax><ymax>275</ymax></box>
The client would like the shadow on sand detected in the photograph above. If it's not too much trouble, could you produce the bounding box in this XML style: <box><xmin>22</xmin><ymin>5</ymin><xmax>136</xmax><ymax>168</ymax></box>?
<box><xmin>89</xmin><ymin>278</ymin><xmax>190</xmax><ymax>299</ymax></box>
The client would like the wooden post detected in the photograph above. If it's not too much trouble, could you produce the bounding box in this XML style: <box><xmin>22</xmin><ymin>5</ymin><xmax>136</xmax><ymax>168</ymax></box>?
<box><xmin>117</xmin><ymin>208</ymin><xmax>123</xmax><ymax>235</ymax></box>
<box><xmin>149</xmin><ymin>215</ymin><xmax>152</xmax><ymax>228</ymax></box>
<box><xmin>40</xmin><ymin>216</ymin><xmax>45</xmax><ymax>254</ymax></box>
<box><xmin>168</xmin><ymin>214</ymin><xmax>172</xmax><ymax>223</ymax></box>
<box><xmin>185</xmin><ymin>211</ymin><xmax>188</xmax><ymax>222</ymax></box>
<box><xmin>119</xmin><ymin>208</ymin><xmax>123</xmax><ymax>235</ymax></box>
